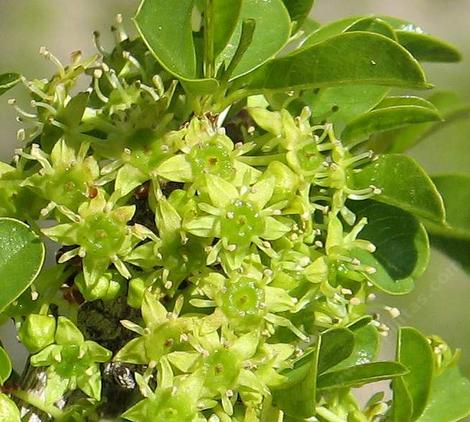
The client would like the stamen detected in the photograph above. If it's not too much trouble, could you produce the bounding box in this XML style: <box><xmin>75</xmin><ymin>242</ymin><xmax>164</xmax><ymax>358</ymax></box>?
<box><xmin>93</xmin><ymin>69</ymin><xmax>109</xmax><ymax>103</ymax></box>
<box><xmin>93</xmin><ymin>31</ymin><xmax>107</xmax><ymax>55</ymax></box>
<box><xmin>31</xmin><ymin>100</ymin><xmax>57</xmax><ymax>115</ymax></box>
<box><xmin>39</xmin><ymin>46</ymin><xmax>65</xmax><ymax>78</ymax></box>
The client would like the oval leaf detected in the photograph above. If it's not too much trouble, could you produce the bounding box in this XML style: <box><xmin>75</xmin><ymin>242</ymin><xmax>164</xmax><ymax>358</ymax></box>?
<box><xmin>351</xmin><ymin>247</ymin><xmax>415</xmax><ymax>295</ymax></box>
<box><xmin>213</xmin><ymin>0</ymin><xmax>242</xmax><ymax>57</ymax></box>
<box><xmin>240</xmin><ymin>32</ymin><xmax>429</xmax><ymax>92</ymax></box>
<box><xmin>303</xmin><ymin>85</ymin><xmax>390</xmax><ymax>127</ymax></box>
<box><xmin>397</xmin><ymin>327</ymin><xmax>434</xmax><ymax>420</ymax></box>
<box><xmin>272</xmin><ymin>341</ymin><xmax>320</xmax><ymax>418</ymax></box>
<box><xmin>347</xmin><ymin>17</ymin><xmax>396</xmax><ymax>40</ymax></box>
<box><xmin>282</xmin><ymin>0</ymin><xmax>315</xmax><ymax>32</ymax></box>
<box><xmin>0</xmin><ymin>347</ymin><xmax>12</xmax><ymax>385</ymax></box>
<box><xmin>0</xmin><ymin>218</ymin><xmax>45</xmax><ymax>312</ymax></box>
<box><xmin>134</xmin><ymin>0</ymin><xmax>218</xmax><ymax>94</ymax></box>
<box><xmin>417</xmin><ymin>366</ymin><xmax>470</xmax><ymax>422</ymax></box>
<box><xmin>342</xmin><ymin>103</ymin><xmax>441</xmax><ymax>143</ymax></box>
<box><xmin>333</xmin><ymin>324</ymin><xmax>379</xmax><ymax>370</ymax></box>
<box><xmin>135</xmin><ymin>0</ymin><xmax>196</xmax><ymax>78</ymax></box>
<box><xmin>0</xmin><ymin>73</ymin><xmax>21</xmax><ymax>96</ymax></box>
<box><xmin>349</xmin><ymin>200</ymin><xmax>430</xmax><ymax>282</ymax></box>
<box><xmin>428</xmin><ymin>175</ymin><xmax>470</xmax><ymax>239</ymax></box>
<box><xmin>395</xmin><ymin>31</ymin><xmax>461</xmax><ymax>63</ymax></box>
<box><xmin>349</xmin><ymin>154</ymin><xmax>445</xmax><ymax>223</ymax></box>
<box><xmin>317</xmin><ymin>361</ymin><xmax>408</xmax><ymax>390</ymax></box>
<box><xmin>217</xmin><ymin>0</ymin><xmax>291</xmax><ymax>79</ymax></box>
<box><xmin>391</xmin><ymin>376</ymin><xmax>414</xmax><ymax>422</ymax></box>
<box><xmin>302</xmin><ymin>16</ymin><xmax>362</xmax><ymax>47</ymax></box>
<box><xmin>317</xmin><ymin>328</ymin><xmax>354</xmax><ymax>374</ymax></box>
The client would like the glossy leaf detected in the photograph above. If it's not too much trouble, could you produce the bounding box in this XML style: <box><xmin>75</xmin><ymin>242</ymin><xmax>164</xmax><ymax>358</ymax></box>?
<box><xmin>0</xmin><ymin>73</ymin><xmax>21</xmax><ymax>96</ymax></box>
<box><xmin>430</xmin><ymin>236</ymin><xmax>470</xmax><ymax>275</ymax></box>
<box><xmin>302</xmin><ymin>16</ymin><xmax>361</xmax><ymax>47</ymax></box>
<box><xmin>342</xmin><ymin>97</ymin><xmax>441</xmax><ymax>143</ymax></box>
<box><xmin>397</xmin><ymin>327</ymin><xmax>434</xmax><ymax>420</ymax></box>
<box><xmin>391</xmin><ymin>376</ymin><xmax>414</xmax><ymax>422</ymax></box>
<box><xmin>135</xmin><ymin>0</ymin><xmax>196</xmax><ymax>78</ymax></box>
<box><xmin>377</xmin><ymin>91</ymin><xmax>470</xmax><ymax>153</ymax></box>
<box><xmin>213</xmin><ymin>0</ymin><xmax>242</xmax><ymax>57</ymax></box>
<box><xmin>304</xmin><ymin>85</ymin><xmax>389</xmax><ymax>127</ymax></box>
<box><xmin>380</xmin><ymin>16</ymin><xmax>461</xmax><ymax>62</ymax></box>
<box><xmin>282</xmin><ymin>0</ymin><xmax>314</xmax><ymax>31</ymax></box>
<box><xmin>217</xmin><ymin>0</ymin><xmax>291</xmax><ymax>79</ymax></box>
<box><xmin>332</xmin><ymin>324</ymin><xmax>379</xmax><ymax>370</ymax></box>
<box><xmin>134</xmin><ymin>0</ymin><xmax>218</xmax><ymax>94</ymax></box>
<box><xmin>272</xmin><ymin>340</ymin><xmax>320</xmax><ymax>418</ymax></box>
<box><xmin>317</xmin><ymin>361</ymin><xmax>407</xmax><ymax>390</ymax></box>
<box><xmin>417</xmin><ymin>366</ymin><xmax>470</xmax><ymax>422</ymax></box>
<box><xmin>396</xmin><ymin>31</ymin><xmax>461</xmax><ymax>63</ymax></box>
<box><xmin>0</xmin><ymin>346</ymin><xmax>12</xmax><ymax>385</ymax></box>
<box><xmin>317</xmin><ymin>328</ymin><xmax>354</xmax><ymax>374</ymax></box>
<box><xmin>347</xmin><ymin>17</ymin><xmax>396</xmax><ymax>40</ymax></box>
<box><xmin>349</xmin><ymin>200</ymin><xmax>430</xmax><ymax>282</ymax></box>
<box><xmin>349</xmin><ymin>154</ymin><xmax>445</xmax><ymax>223</ymax></box>
<box><xmin>427</xmin><ymin>175</ymin><xmax>470</xmax><ymax>239</ymax></box>
<box><xmin>0</xmin><ymin>218</ymin><xmax>45</xmax><ymax>312</ymax></box>
<box><xmin>239</xmin><ymin>32</ymin><xmax>429</xmax><ymax>92</ymax></box>
<box><xmin>351</xmin><ymin>247</ymin><xmax>415</xmax><ymax>295</ymax></box>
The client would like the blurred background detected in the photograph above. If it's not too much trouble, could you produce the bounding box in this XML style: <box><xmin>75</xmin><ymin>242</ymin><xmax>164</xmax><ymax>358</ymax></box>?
<box><xmin>0</xmin><ymin>0</ymin><xmax>469</xmax><ymax>376</ymax></box>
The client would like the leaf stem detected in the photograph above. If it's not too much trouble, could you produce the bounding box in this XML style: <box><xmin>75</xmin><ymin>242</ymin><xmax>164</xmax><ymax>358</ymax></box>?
<box><xmin>12</xmin><ymin>389</ymin><xmax>64</xmax><ymax>419</ymax></box>
<box><xmin>203</xmin><ymin>0</ymin><xmax>215</xmax><ymax>78</ymax></box>
<box><xmin>316</xmin><ymin>406</ymin><xmax>347</xmax><ymax>422</ymax></box>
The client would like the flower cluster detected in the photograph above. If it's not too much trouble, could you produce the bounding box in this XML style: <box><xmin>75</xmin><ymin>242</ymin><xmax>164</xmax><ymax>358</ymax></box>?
<box><xmin>2</xmin><ymin>20</ymin><xmax>396</xmax><ymax>422</ymax></box>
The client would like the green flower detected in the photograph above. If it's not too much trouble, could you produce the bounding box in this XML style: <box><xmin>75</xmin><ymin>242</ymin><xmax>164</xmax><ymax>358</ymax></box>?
<box><xmin>20</xmin><ymin>140</ymin><xmax>99</xmax><ymax>212</ymax></box>
<box><xmin>42</xmin><ymin>191</ymin><xmax>145</xmax><ymax>284</ymax></box>
<box><xmin>30</xmin><ymin>317</ymin><xmax>111</xmax><ymax>402</ymax></box>
<box><xmin>184</xmin><ymin>174</ymin><xmax>291</xmax><ymax>265</ymax></box>
<box><xmin>155</xmin><ymin>116</ymin><xmax>258</xmax><ymax>186</ymax></box>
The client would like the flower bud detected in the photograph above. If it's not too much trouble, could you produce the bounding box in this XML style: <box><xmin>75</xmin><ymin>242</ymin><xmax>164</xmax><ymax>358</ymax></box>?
<box><xmin>19</xmin><ymin>314</ymin><xmax>56</xmax><ymax>353</ymax></box>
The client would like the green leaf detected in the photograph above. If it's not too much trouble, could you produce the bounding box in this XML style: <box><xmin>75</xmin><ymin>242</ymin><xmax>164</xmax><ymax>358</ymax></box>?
<box><xmin>349</xmin><ymin>200</ymin><xmax>430</xmax><ymax>283</ymax></box>
<box><xmin>134</xmin><ymin>0</ymin><xmax>218</xmax><ymax>94</ymax></box>
<box><xmin>217</xmin><ymin>0</ymin><xmax>291</xmax><ymax>79</ymax></box>
<box><xmin>332</xmin><ymin>324</ymin><xmax>379</xmax><ymax>370</ymax></box>
<box><xmin>272</xmin><ymin>339</ymin><xmax>320</xmax><ymax>418</ymax></box>
<box><xmin>239</xmin><ymin>32</ymin><xmax>429</xmax><ymax>93</ymax></box>
<box><xmin>397</xmin><ymin>328</ymin><xmax>434</xmax><ymax>420</ymax></box>
<box><xmin>317</xmin><ymin>328</ymin><xmax>354</xmax><ymax>374</ymax></box>
<box><xmin>0</xmin><ymin>347</ymin><xmax>12</xmax><ymax>385</ymax></box>
<box><xmin>379</xmin><ymin>16</ymin><xmax>461</xmax><ymax>63</ymax></box>
<box><xmin>391</xmin><ymin>376</ymin><xmax>414</xmax><ymax>422</ymax></box>
<box><xmin>282</xmin><ymin>0</ymin><xmax>315</xmax><ymax>32</ymax></box>
<box><xmin>0</xmin><ymin>73</ymin><xmax>21</xmax><ymax>96</ymax></box>
<box><xmin>213</xmin><ymin>0</ymin><xmax>242</xmax><ymax>57</ymax></box>
<box><xmin>302</xmin><ymin>16</ymin><xmax>361</xmax><ymax>47</ymax></box>
<box><xmin>426</xmin><ymin>175</ymin><xmax>470</xmax><ymax>274</ymax></box>
<box><xmin>395</xmin><ymin>31</ymin><xmax>461</xmax><ymax>63</ymax></box>
<box><xmin>317</xmin><ymin>361</ymin><xmax>408</xmax><ymax>390</ymax></box>
<box><xmin>429</xmin><ymin>236</ymin><xmax>470</xmax><ymax>275</ymax></box>
<box><xmin>342</xmin><ymin>97</ymin><xmax>441</xmax><ymax>143</ymax></box>
<box><xmin>427</xmin><ymin>175</ymin><xmax>470</xmax><ymax>239</ymax></box>
<box><xmin>303</xmin><ymin>85</ymin><xmax>390</xmax><ymax>127</ymax></box>
<box><xmin>0</xmin><ymin>218</ymin><xmax>45</xmax><ymax>313</ymax></box>
<box><xmin>349</xmin><ymin>154</ymin><xmax>445</xmax><ymax>223</ymax></box>
<box><xmin>376</xmin><ymin>91</ymin><xmax>470</xmax><ymax>153</ymax></box>
<box><xmin>417</xmin><ymin>366</ymin><xmax>470</xmax><ymax>422</ymax></box>
<box><xmin>351</xmin><ymin>247</ymin><xmax>415</xmax><ymax>295</ymax></box>
<box><xmin>135</xmin><ymin>0</ymin><xmax>195</xmax><ymax>78</ymax></box>
<box><xmin>0</xmin><ymin>393</ymin><xmax>21</xmax><ymax>422</ymax></box>
<box><xmin>346</xmin><ymin>17</ymin><xmax>396</xmax><ymax>40</ymax></box>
